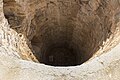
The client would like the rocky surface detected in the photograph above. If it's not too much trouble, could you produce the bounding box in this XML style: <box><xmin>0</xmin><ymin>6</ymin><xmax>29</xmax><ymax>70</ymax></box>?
<box><xmin>0</xmin><ymin>0</ymin><xmax>120</xmax><ymax>80</ymax></box>
<box><xmin>0</xmin><ymin>41</ymin><xmax>120</xmax><ymax>80</ymax></box>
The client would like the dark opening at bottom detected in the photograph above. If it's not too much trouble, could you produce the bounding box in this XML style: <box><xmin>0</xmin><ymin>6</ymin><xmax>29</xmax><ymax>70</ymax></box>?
<box><xmin>44</xmin><ymin>46</ymin><xmax>77</xmax><ymax>66</ymax></box>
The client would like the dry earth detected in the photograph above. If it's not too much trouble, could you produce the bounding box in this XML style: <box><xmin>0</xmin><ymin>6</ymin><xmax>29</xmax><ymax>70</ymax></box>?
<box><xmin>0</xmin><ymin>0</ymin><xmax>120</xmax><ymax>80</ymax></box>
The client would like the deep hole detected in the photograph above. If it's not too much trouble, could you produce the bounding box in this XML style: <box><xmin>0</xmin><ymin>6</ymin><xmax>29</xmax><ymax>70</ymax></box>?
<box><xmin>30</xmin><ymin>24</ymin><xmax>102</xmax><ymax>66</ymax></box>
<box><xmin>3</xmin><ymin>0</ymin><xmax>114</xmax><ymax>67</ymax></box>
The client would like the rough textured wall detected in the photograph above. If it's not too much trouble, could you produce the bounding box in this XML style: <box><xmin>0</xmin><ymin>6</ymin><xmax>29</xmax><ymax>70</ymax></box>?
<box><xmin>3</xmin><ymin>0</ymin><xmax>120</xmax><ymax>64</ymax></box>
<box><xmin>1</xmin><ymin>0</ymin><xmax>38</xmax><ymax>61</ymax></box>
<box><xmin>1</xmin><ymin>0</ymin><xmax>120</xmax><ymax>79</ymax></box>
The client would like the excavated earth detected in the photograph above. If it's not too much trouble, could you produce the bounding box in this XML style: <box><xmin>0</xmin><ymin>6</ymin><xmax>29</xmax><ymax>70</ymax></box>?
<box><xmin>1</xmin><ymin>0</ymin><xmax>120</xmax><ymax>80</ymax></box>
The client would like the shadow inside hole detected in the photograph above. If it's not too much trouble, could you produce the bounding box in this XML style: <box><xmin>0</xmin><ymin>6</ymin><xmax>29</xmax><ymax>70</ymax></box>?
<box><xmin>44</xmin><ymin>46</ymin><xmax>77</xmax><ymax>66</ymax></box>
